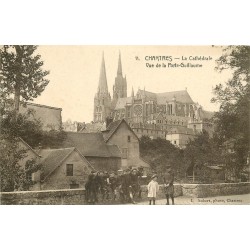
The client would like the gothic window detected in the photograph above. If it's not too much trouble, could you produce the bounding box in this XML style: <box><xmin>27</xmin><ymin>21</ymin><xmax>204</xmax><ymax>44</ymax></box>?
<box><xmin>169</xmin><ymin>104</ymin><xmax>173</xmax><ymax>115</ymax></box>
<box><xmin>134</xmin><ymin>105</ymin><xmax>142</xmax><ymax>116</ymax></box>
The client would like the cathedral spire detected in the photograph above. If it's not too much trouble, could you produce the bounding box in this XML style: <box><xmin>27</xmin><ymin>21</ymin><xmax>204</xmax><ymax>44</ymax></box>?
<box><xmin>98</xmin><ymin>52</ymin><xmax>108</xmax><ymax>93</ymax></box>
<box><xmin>117</xmin><ymin>51</ymin><xmax>123</xmax><ymax>76</ymax></box>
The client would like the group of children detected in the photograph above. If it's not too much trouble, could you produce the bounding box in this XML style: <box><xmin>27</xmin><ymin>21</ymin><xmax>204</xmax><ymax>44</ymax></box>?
<box><xmin>85</xmin><ymin>167</ymin><xmax>175</xmax><ymax>205</ymax></box>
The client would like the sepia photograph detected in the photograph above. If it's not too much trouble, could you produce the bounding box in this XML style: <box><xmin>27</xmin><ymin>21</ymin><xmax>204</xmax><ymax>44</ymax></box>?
<box><xmin>1</xmin><ymin>45</ymin><xmax>249</xmax><ymax>205</ymax></box>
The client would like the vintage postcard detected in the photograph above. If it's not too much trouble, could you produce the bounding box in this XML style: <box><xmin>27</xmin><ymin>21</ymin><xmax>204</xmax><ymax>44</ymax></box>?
<box><xmin>0</xmin><ymin>45</ymin><xmax>249</xmax><ymax>205</ymax></box>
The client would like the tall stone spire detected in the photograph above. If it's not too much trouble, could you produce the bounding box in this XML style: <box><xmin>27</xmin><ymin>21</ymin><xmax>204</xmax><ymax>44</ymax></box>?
<box><xmin>98</xmin><ymin>52</ymin><xmax>108</xmax><ymax>93</ymax></box>
<box><xmin>117</xmin><ymin>51</ymin><xmax>122</xmax><ymax>76</ymax></box>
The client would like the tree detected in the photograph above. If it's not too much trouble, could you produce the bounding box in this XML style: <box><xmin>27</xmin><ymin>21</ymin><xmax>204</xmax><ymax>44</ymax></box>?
<box><xmin>211</xmin><ymin>46</ymin><xmax>250</xmax><ymax>178</ymax></box>
<box><xmin>0</xmin><ymin>109</ymin><xmax>66</xmax><ymax>191</ymax></box>
<box><xmin>184</xmin><ymin>131</ymin><xmax>222</xmax><ymax>182</ymax></box>
<box><xmin>139</xmin><ymin>136</ymin><xmax>185</xmax><ymax>181</ymax></box>
<box><xmin>0</xmin><ymin>45</ymin><xmax>49</xmax><ymax>111</ymax></box>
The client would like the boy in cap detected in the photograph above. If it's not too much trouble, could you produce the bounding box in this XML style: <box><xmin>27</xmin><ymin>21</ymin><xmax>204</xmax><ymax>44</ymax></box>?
<box><xmin>163</xmin><ymin>168</ymin><xmax>175</xmax><ymax>205</ymax></box>
<box><xmin>147</xmin><ymin>174</ymin><xmax>159</xmax><ymax>205</ymax></box>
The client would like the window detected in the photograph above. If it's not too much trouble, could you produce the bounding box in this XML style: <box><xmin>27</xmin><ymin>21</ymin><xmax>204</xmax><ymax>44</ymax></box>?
<box><xmin>122</xmin><ymin>148</ymin><xmax>128</xmax><ymax>159</ymax></box>
<box><xmin>26</xmin><ymin>172</ymin><xmax>32</xmax><ymax>182</ymax></box>
<box><xmin>169</xmin><ymin>104</ymin><xmax>173</xmax><ymax>115</ymax></box>
<box><xmin>174</xmin><ymin>140</ymin><xmax>176</xmax><ymax>144</ymax></box>
<box><xmin>128</xmin><ymin>135</ymin><xmax>131</xmax><ymax>142</ymax></box>
<box><xmin>66</xmin><ymin>164</ymin><xmax>73</xmax><ymax>176</ymax></box>
<box><xmin>70</xmin><ymin>183</ymin><xmax>79</xmax><ymax>189</ymax></box>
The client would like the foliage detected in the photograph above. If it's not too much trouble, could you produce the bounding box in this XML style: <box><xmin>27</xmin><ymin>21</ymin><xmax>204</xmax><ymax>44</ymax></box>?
<box><xmin>0</xmin><ymin>136</ymin><xmax>41</xmax><ymax>192</ymax></box>
<box><xmin>1</xmin><ymin>109</ymin><xmax>67</xmax><ymax>148</ymax></box>
<box><xmin>211</xmin><ymin>45</ymin><xmax>250</xmax><ymax>177</ymax></box>
<box><xmin>184</xmin><ymin>131</ymin><xmax>222</xmax><ymax>167</ymax></box>
<box><xmin>0</xmin><ymin>45</ymin><xmax>49</xmax><ymax>111</ymax></box>
<box><xmin>1</xmin><ymin>109</ymin><xmax>43</xmax><ymax>147</ymax></box>
<box><xmin>139</xmin><ymin>135</ymin><xmax>185</xmax><ymax>180</ymax></box>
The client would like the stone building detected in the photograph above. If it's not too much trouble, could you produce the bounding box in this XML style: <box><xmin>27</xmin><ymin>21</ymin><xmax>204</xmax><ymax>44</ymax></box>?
<box><xmin>61</xmin><ymin>119</ymin><xmax>150</xmax><ymax>171</ymax></box>
<box><xmin>102</xmin><ymin>119</ymin><xmax>150</xmax><ymax>170</ymax></box>
<box><xmin>166</xmin><ymin>127</ymin><xmax>196</xmax><ymax>149</ymax></box>
<box><xmin>92</xmin><ymin>53</ymin><xmax>214</xmax><ymax>147</ymax></box>
<box><xmin>19</xmin><ymin>102</ymin><xmax>62</xmax><ymax>131</ymax></box>
<box><xmin>38</xmin><ymin>147</ymin><xmax>94</xmax><ymax>190</ymax></box>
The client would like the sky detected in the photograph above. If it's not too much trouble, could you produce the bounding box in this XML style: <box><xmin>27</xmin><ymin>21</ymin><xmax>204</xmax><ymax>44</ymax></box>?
<box><xmin>34</xmin><ymin>46</ymin><xmax>231</xmax><ymax>122</ymax></box>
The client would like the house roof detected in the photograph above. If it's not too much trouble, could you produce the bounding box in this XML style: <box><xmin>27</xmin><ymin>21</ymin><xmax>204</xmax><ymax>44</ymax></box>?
<box><xmin>39</xmin><ymin>147</ymin><xmax>94</xmax><ymax>181</ymax></box>
<box><xmin>39</xmin><ymin>148</ymin><xmax>74</xmax><ymax>180</ymax></box>
<box><xmin>78</xmin><ymin>122</ymin><xmax>104</xmax><ymax>133</ymax></box>
<box><xmin>62</xmin><ymin>132</ymin><xmax>121</xmax><ymax>158</ymax></box>
<box><xmin>102</xmin><ymin>119</ymin><xmax>139</xmax><ymax>142</ymax></box>
<box><xmin>18</xmin><ymin>137</ymin><xmax>41</xmax><ymax>158</ymax></box>
<box><xmin>26</xmin><ymin>102</ymin><xmax>62</xmax><ymax>111</ymax></box>
<box><xmin>156</xmin><ymin>90</ymin><xmax>194</xmax><ymax>104</ymax></box>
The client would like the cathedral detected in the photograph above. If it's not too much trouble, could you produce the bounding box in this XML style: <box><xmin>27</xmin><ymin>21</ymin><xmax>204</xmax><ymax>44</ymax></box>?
<box><xmin>93</xmin><ymin>53</ymin><xmax>214</xmax><ymax>147</ymax></box>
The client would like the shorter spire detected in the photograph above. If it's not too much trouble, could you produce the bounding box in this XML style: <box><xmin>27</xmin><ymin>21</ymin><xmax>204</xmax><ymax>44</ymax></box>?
<box><xmin>131</xmin><ymin>87</ymin><xmax>134</xmax><ymax>97</ymax></box>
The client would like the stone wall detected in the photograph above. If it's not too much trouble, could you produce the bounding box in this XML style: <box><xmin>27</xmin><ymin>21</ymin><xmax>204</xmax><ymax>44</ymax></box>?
<box><xmin>0</xmin><ymin>189</ymin><xmax>86</xmax><ymax>205</ymax></box>
<box><xmin>0</xmin><ymin>184</ymin><xmax>182</xmax><ymax>205</ymax></box>
<box><xmin>181</xmin><ymin>182</ymin><xmax>250</xmax><ymax>198</ymax></box>
<box><xmin>1</xmin><ymin>183</ymin><xmax>249</xmax><ymax>205</ymax></box>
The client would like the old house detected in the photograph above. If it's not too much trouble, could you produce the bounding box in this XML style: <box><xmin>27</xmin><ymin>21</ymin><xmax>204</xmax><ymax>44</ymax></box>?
<box><xmin>166</xmin><ymin>127</ymin><xmax>197</xmax><ymax>149</ymax></box>
<box><xmin>38</xmin><ymin>147</ymin><xmax>94</xmax><ymax>190</ymax></box>
<box><xmin>62</xmin><ymin>119</ymin><xmax>150</xmax><ymax>172</ymax></box>
<box><xmin>102</xmin><ymin>119</ymin><xmax>150</xmax><ymax>170</ymax></box>
<box><xmin>62</xmin><ymin>132</ymin><xmax>122</xmax><ymax>172</ymax></box>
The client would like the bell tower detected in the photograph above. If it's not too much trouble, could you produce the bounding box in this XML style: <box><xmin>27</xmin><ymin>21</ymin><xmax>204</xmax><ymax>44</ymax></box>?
<box><xmin>93</xmin><ymin>53</ymin><xmax>111</xmax><ymax>122</ymax></box>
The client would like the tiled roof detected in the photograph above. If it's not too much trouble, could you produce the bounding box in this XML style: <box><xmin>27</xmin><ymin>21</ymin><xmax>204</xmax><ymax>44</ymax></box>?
<box><xmin>79</xmin><ymin>122</ymin><xmax>104</xmax><ymax>133</ymax></box>
<box><xmin>102</xmin><ymin>120</ymin><xmax>123</xmax><ymax>141</ymax></box>
<box><xmin>102</xmin><ymin>119</ymin><xmax>139</xmax><ymax>142</ymax></box>
<box><xmin>62</xmin><ymin>132</ymin><xmax>121</xmax><ymax>158</ymax></box>
<box><xmin>18</xmin><ymin>137</ymin><xmax>41</xmax><ymax>158</ymax></box>
<box><xmin>39</xmin><ymin>148</ymin><xmax>75</xmax><ymax>180</ymax></box>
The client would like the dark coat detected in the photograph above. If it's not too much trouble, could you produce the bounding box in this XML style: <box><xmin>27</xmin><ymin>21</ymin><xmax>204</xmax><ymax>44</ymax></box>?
<box><xmin>163</xmin><ymin>172</ymin><xmax>174</xmax><ymax>195</ymax></box>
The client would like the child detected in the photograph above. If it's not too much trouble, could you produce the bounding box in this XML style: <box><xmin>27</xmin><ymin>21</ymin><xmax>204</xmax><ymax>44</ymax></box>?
<box><xmin>147</xmin><ymin>174</ymin><xmax>159</xmax><ymax>205</ymax></box>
